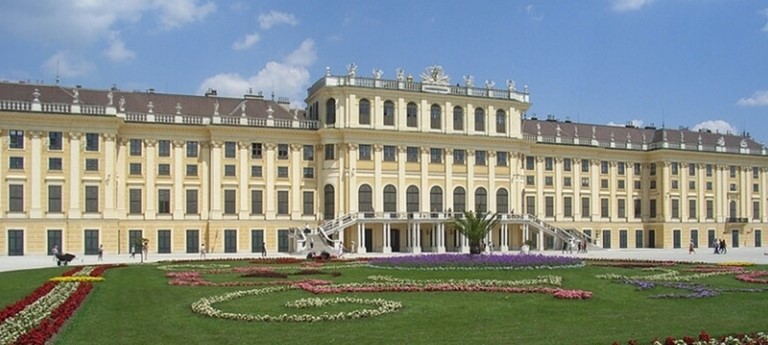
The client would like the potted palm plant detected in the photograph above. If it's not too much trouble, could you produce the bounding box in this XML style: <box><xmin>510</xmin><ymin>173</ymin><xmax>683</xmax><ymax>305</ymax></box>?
<box><xmin>449</xmin><ymin>210</ymin><xmax>500</xmax><ymax>254</ymax></box>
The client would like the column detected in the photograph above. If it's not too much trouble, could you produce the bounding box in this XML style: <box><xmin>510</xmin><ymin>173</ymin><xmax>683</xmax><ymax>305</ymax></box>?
<box><xmin>382</xmin><ymin>224</ymin><xmax>391</xmax><ymax>253</ymax></box>
<box><xmin>681</xmin><ymin>162</ymin><xmax>688</xmax><ymax>221</ymax></box>
<box><xmin>626</xmin><ymin>161</ymin><xmax>635</xmax><ymax>221</ymax></box>
<box><xmin>172</xmin><ymin>140</ymin><xmax>185</xmax><ymax>218</ymax></box>
<box><xmin>239</xmin><ymin>141</ymin><xmax>250</xmax><ymax>217</ymax></box>
<box><xmin>411</xmin><ymin>223</ymin><xmax>421</xmax><ymax>253</ymax></box>
<box><xmin>697</xmin><ymin>164</ymin><xmax>705</xmax><ymax>222</ymax></box>
<box><xmin>762</xmin><ymin>168</ymin><xmax>767</xmax><ymax>223</ymax></box>
<box><xmin>347</xmin><ymin>143</ymin><xmax>358</xmax><ymax>213</ymax></box>
<box><xmin>609</xmin><ymin>161</ymin><xmax>617</xmax><ymax>221</ymax></box>
<box><xmin>201</xmin><ymin>141</ymin><xmax>210</xmax><ymax>220</ymax></box>
<box><xmin>357</xmin><ymin>223</ymin><xmax>366</xmax><ymax>253</ymax></box>
<box><xmin>144</xmin><ymin>139</ymin><xmax>157</xmax><ymax>219</ymax></box>
<box><xmin>500</xmin><ymin>223</ymin><xmax>509</xmax><ymax>251</ymax></box>
<box><xmin>264</xmin><ymin>143</ymin><xmax>276</xmax><ymax>219</ymax></box>
<box><xmin>115</xmin><ymin>137</ymin><xmax>127</xmax><ymax>215</ymax></box>
<box><xmin>536</xmin><ymin>157</ymin><xmax>545</xmax><ymax>217</ymax></box>
<box><xmin>373</xmin><ymin>144</ymin><xmax>383</xmax><ymax>213</ymax></box>
<box><xmin>467</xmin><ymin>149</ymin><xmax>476</xmax><ymax>211</ymax></box>
<box><xmin>437</xmin><ymin>223</ymin><xmax>446</xmax><ymax>253</ymax></box>
<box><xmin>511</xmin><ymin>153</ymin><xmax>522</xmax><ymax>214</ymax></box>
<box><xmin>290</xmin><ymin>144</ymin><xmax>302</xmax><ymax>218</ymax></box>
<box><xmin>537</xmin><ymin>228</ymin><xmax>544</xmax><ymax>251</ymax></box>
<box><xmin>397</xmin><ymin>146</ymin><xmax>407</xmax><ymax>214</ymax></box>
<box><xmin>740</xmin><ymin>166</ymin><xmax>749</xmax><ymax>219</ymax></box>
<box><xmin>68</xmin><ymin>132</ymin><xmax>82</xmax><ymax>217</ymax></box>
<box><xmin>0</xmin><ymin>130</ymin><xmax>3</xmax><ymax>211</ymax></box>
<box><xmin>103</xmin><ymin>134</ymin><xmax>117</xmax><ymax>218</ymax></box>
<box><xmin>337</xmin><ymin>144</ymin><xmax>345</xmax><ymax>218</ymax></box>
<box><xmin>209</xmin><ymin>140</ymin><xmax>223</xmax><ymax>219</ymax></box>
<box><xmin>30</xmin><ymin>131</ymin><xmax>43</xmax><ymax>217</ymax></box>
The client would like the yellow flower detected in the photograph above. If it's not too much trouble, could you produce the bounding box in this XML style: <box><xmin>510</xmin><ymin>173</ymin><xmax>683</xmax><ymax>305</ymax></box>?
<box><xmin>49</xmin><ymin>276</ymin><xmax>105</xmax><ymax>283</ymax></box>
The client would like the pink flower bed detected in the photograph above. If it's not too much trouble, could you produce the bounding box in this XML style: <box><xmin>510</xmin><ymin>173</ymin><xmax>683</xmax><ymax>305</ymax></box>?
<box><xmin>296</xmin><ymin>282</ymin><xmax>592</xmax><ymax>300</ymax></box>
<box><xmin>736</xmin><ymin>271</ymin><xmax>768</xmax><ymax>284</ymax></box>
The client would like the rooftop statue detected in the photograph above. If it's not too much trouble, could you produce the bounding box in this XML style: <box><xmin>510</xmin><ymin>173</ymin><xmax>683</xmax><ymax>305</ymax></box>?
<box><xmin>346</xmin><ymin>63</ymin><xmax>357</xmax><ymax>77</ymax></box>
<box><xmin>420</xmin><ymin>65</ymin><xmax>450</xmax><ymax>85</ymax></box>
<box><xmin>463</xmin><ymin>75</ymin><xmax>474</xmax><ymax>88</ymax></box>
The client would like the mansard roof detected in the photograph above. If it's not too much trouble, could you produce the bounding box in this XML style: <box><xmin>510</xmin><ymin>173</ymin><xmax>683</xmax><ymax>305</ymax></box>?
<box><xmin>0</xmin><ymin>81</ymin><xmax>304</xmax><ymax>120</ymax></box>
<box><xmin>522</xmin><ymin>118</ymin><xmax>765</xmax><ymax>153</ymax></box>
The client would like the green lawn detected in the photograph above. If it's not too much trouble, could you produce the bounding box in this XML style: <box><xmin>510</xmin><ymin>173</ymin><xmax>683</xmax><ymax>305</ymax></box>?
<box><xmin>3</xmin><ymin>259</ymin><xmax>767</xmax><ymax>345</ymax></box>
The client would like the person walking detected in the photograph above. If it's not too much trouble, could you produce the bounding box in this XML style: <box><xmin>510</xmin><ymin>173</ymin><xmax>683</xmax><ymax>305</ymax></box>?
<box><xmin>720</xmin><ymin>239</ymin><xmax>727</xmax><ymax>254</ymax></box>
<box><xmin>51</xmin><ymin>245</ymin><xmax>59</xmax><ymax>263</ymax></box>
<box><xmin>688</xmin><ymin>240</ymin><xmax>696</xmax><ymax>254</ymax></box>
<box><xmin>98</xmin><ymin>244</ymin><xmax>104</xmax><ymax>261</ymax></box>
<box><xmin>130</xmin><ymin>244</ymin><xmax>136</xmax><ymax>259</ymax></box>
<box><xmin>713</xmin><ymin>238</ymin><xmax>720</xmax><ymax>254</ymax></box>
<box><xmin>261</xmin><ymin>241</ymin><xmax>267</xmax><ymax>257</ymax></box>
<box><xmin>200</xmin><ymin>243</ymin><xmax>206</xmax><ymax>259</ymax></box>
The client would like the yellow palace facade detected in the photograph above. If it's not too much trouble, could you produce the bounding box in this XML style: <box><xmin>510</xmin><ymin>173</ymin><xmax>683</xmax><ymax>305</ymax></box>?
<box><xmin>1</xmin><ymin>65</ymin><xmax>766</xmax><ymax>256</ymax></box>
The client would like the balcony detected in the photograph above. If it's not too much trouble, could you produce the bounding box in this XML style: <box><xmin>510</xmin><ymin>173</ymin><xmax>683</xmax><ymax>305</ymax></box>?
<box><xmin>725</xmin><ymin>217</ymin><xmax>749</xmax><ymax>223</ymax></box>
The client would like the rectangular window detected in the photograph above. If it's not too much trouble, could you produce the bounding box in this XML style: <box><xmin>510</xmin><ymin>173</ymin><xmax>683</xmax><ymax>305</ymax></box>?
<box><xmin>618</xmin><ymin>199</ymin><xmax>626</xmax><ymax>218</ymax></box>
<box><xmin>383</xmin><ymin>146</ymin><xmax>396</xmax><ymax>161</ymax></box>
<box><xmin>430</xmin><ymin>148</ymin><xmax>442</xmax><ymax>163</ymax></box>
<box><xmin>671</xmin><ymin>199</ymin><xmax>680</xmax><ymax>219</ymax></box>
<box><xmin>634</xmin><ymin>163</ymin><xmax>641</xmax><ymax>175</ymax></box>
<box><xmin>277</xmin><ymin>166</ymin><xmax>289</xmax><ymax>178</ymax></box>
<box><xmin>9</xmin><ymin>184</ymin><xmax>24</xmax><ymax>212</ymax></box>
<box><xmin>564</xmin><ymin>196</ymin><xmax>572</xmax><ymax>217</ymax></box>
<box><xmin>671</xmin><ymin>162</ymin><xmax>679</xmax><ymax>175</ymax></box>
<box><xmin>186</xmin><ymin>189</ymin><xmax>198</xmax><ymax>214</ymax></box>
<box><xmin>601</xmin><ymin>161</ymin><xmax>609</xmax><ymax>174</ymax></box>
<box><xmin>581</xmin><ymin>197</ymin><xmax>590</xmax><ymax>217</ymax></box>
<box><xmin>753</xmin><ymin>201</ymin><xmax>760</xmax><ymax>220</ymax></box>
<box><xmin>407</xmin><ymin>147</ymin><xmax>419</xmax><ymax>162</ymax></box>
<box><xmin>496</xmin><ymin>152</ymin><xmax>508</xmax><ymax>166</ymax></box>
<box><xmin>634</xmin><ymin>180</ymin><xmax>641</xmax><ymax>190</ymax></box>
<box><xmin>324</xmin><ymin>144</ymin><xmax>334</xmax><ymax>160</ymax></box>
<box><xmin>619</xmin><ymin>230</ymin><xmax>628</xmax><ymax>248</ymax></box>
<box><xmin>526</xmin><ymin>156</ymin><xmax>535</xmax><ymax>170</ymax></box>
<box><xmin>251</xmin><ymin>190</ymin><xmax>263</xmax><ymax>214</ymax></box>
<box><xmin>545</xmin><ymin>176</ymin><xmax>553</xmax><ymax>186</ymax></box>
<box><xmin>85</xmin><ymin>133</ymin><xmax>99</xmax><ymax>151</ymax></box>
<box><xmin>634</xmin><ymin>199</ymin><xmax>642</xmax><ymax>218</ymax></box>
<box><xmin>545</xmin><ymin>157</ymin><xmax>553</xmax><ymax>171</ymax></box>
<box><xmin>689</xmin><ymin>181</ymin><xmax>696</xmax><ymax>191</ymax></box>
<box><xmin>224</xmin><ymin>141</ymin><xmax>236</xmax><ymax>158</ymax></box>
<box><xmin>706</xmin><ymin>164</ymin><xmax>713</xmax><ymax>177</ymax></box>
<box><xmin>526</xmin><ymin>175</ymin><xmax>535</xmax><ymax>186</ymax></box>
<box><xmin>251</xmin><ymin>165</ymin><xmax>262</xmax><ymax>177</ymax></box>
<box><xmin>581</xmin><ymin>177</ymin><xmax>589</xmax><ymax>187</ymax></box>
<box><xmin>475</xmin><ymin>150</ymin><xmax>486</xmax><ymax>166</ymax></box>
<box><xmin>545</xmin><ymin>196</ymin><xmax>554</xmax><ymax>217</ymax></box>
<box><xmin>650</xmin><ymin>163</ymin><xmax>656</xmax><ymax>176</ymax></box>
<box><xmin>671</xmin><ymin>180</ymin><xmax>679</xmax><ymax>189</ymax></box>
<box><xmin>706</xmin><ymin>200</ymin><xmax>714</xmax><ymax>219</ymax></box>
<box><xmin>564</xmin><ymin>177</ymin><xmax>572</xmax><ymax>187</ymax></box>
<box><xmin>650</xmin><ymin>180</ymin><xmax>657</xmax><ymax>189</ymax></box>
<box><xmin>277</xmin><ymin>144</ymin><xmax>289</xmax><ymax>160</ymax></box>
<box><xmin>85</xmin><ymin>158</ymin><xmax>99</xmax><ymax>171</ymax></box>
<box><xmin>9</xmin><ymin>130</ymin><xmax>24</xmax><ymax>149</ymax></box>
<box><xmin>635</xmin><ymin>229</ymin><xmax>644</xmax><ymax>248</ymax></box>
<box><xmin>303</xmin><ymin>191</ymin><xmax>314</xmax><ymax>215</ymax></box>
<box><xmin>186</xmin><ymin>164</ymin><xmax>198</xmax><ymax>177</ymax></box>
<box><xmin>754</xmin><ymin>184</ymin><xmax>760</xmax><ymax>193</ymax></box>
<box><xmin>303</xmin><ymin>167</ymin><xmax>314</xmax><ymax>178</ymax></box>
<box><xmin>453</xmin><ymin>149</ymin><xmax>465</xmax><ymax>165</ymax></box>
<box><xmin>49</xmin><ymin>132</ymin><xmax>62</xmax><ymax>150</ymax></box>
<box><xmin>563</xmin><ymin>158</ymin><xmax>572</xmax><ymax>172</ymax></box>
<box><xmin>359</xmin><ymin>144</ymin><xmax>372</xmax><ymax>160</ymax></box>
<box><xmin>49</xmin><ymin>157</ymin><xmax>62</xmax><ymax>171</ymax></box>
<box><xmin>277</xmin><ymin>190</ymin><xmax>289</xmax><ymax>215</ymax></box>
<box><xmin>85</xmin><ymin>185</ymin><xmax>99</xmax><ymax>213</ymax></box>
<box><xmin>650</xmin><ymin>199</ymin><xmax>657</xmax><ymax>218</ymax></box>
<box><xmin>581</xmin><ymin>159</ymin><xmax>589</xmax><ymax>173</ymax></box>
<box><xmin>617</xmin><ymin>162</ymin><xmax>625</xmax><ymax>175</ymax></box>
<box><xmin>224</xmin><ymin>189</ymin><xmax>236</xmax><ymax>214</ymax></box>
<box><xmin>730</xmin><ymin>166</ymin><xmax>736</xmax><ymax>178</ymax></box>
<box><xmin>186</xmin><ymin>141</ymin><xmax>198</xmax><ymax>158</ymax></box>
<box><xmin>158</xmin><ymin>140</ymin><xmax>171</xmax><ymax>157</ymax></box>
<box><xmin>601</xmin><ymin>198</ymin><xmax>609</xmax><ymax>218</ymax></box>
<box><xmin>129</xmin><ymin>163</ymin><xmax>142</xmax><ymax>175</ymax></box>
<box><xmin>158</xmin><ymin>164</ymin><xmax>170</xmax><ymax>176</ymax></box>
<box><xmin>224</xmin><ymin>164</ymin><xmax>236</xmax><ymax>177</ymax></box>
<box><xmin>129</xmin><ymin>189</ymin><xmax>142</xmax><ymax>214</ymax></box>
<box><xmin>689</xmin><ymin>163</ymin><xmax>697</xmax><ymax>176</ymax></box>
<box><xmin>9</xmin><ymin>157</ymin><xmax>23</xmax><ymax>170</ymax></box>
<box><xmin>618</xmin><ymin>179</ymin><xmax>625</xmax><ymax>190</ymax></box>
<box><xmin>48</xmin><ymin>185</ymin><xmax>62</xmax><ymax>212</ymax></box>
<box><xmin>303</xmin><ymin>145</ymin><xmax>314</xmax><ymax>161</ymax></box>
<box><xmin>158</xmin><ymin>189</ymin><xmax>171</xmax><ymax>214</ymax></box>
<box><xmin>689</xmin><ymin>199</ymin><xmax>697</xmax><ymax>219</ymax></box>
<box><xmin>600</xmin><ymin>179</ymin><xmax>609</xmax><ymax>189</ymax></box>
<box><xmin>130</xmin><ymin>139</ymin><xmax>142</xmax><ymax>156</ymax></box>
<box><xmin>252</xmin><ymin>143</ymin><xmax>263</xmax><ymax>158</ymax></box>
<box><xmin>525</xmin><ymin>196</ymin><xmax>535</xmax><ymax>215</ymax></box>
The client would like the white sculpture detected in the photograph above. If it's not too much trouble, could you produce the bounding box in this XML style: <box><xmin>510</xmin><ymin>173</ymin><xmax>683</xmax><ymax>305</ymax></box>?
<box><xmin>119</xmin><ymin>96</ymin><xmax>126</xmax><ymax>112</ymax></box>
<box><xmin>72</xmin><ymin>88</ymin><xmax>80</xmax><ymax>104</ymax></box>
<box><xmin>420</xmin><ymin>65</ymin><xmax>450</xmax><ymax>85</ymax></box>
<box><xmin>346</xmin><ymin>63</ymin><xmax>357</xmax><ymax>77</ymax></box>
<box><xmin>740</xmin><ymin>138</ymin><xmax>748</xmax><ymax>148</ymax></box>
<box><xmin>213</xmin><ymin>100</ymin><xmax>220</xmax><ymax>115</ymax></box>
<box><xmin>325</xmin><ymin>66</ymin><xmax>331</xmax><ymax>76</ymax></box>
<box><xmin>396</xmin><ymin>68</ymin><xmax>404</xmax><ymax>81</ymax></box>
<box><xmin>107</xmin><ymin>90</ymin><xmax>113</xmax><ymax>106</ymax></box>
<box><xmin>485</xmin><ymin>80</ymin><xmax>495</xmax><ymax>89</ymax></box>
<box><xmin>507</xmin><ymin>79</ymin><xmax>516</xmax><ymax>92</ymax></box>
<box><xmin>373</xmin><ymin>68</ymin><xmax>383</xmax><ymax>79</ymax></box>
<box><xmin>717</xmin><ymin>136</ymin><xmax>725</xmax><ymax>146</ymax></box>
<box><xmin>463</xmin><ymin>75</ymin><xmax>474</xmax><ymax>88</ymax></box>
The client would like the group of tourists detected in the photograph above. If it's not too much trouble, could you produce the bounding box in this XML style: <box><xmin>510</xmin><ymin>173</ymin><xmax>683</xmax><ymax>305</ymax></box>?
<box><xmin>713</xmin><ymin>239</ymin><xmax>728</xmax><ymax>254</ymax></box>
<box><xmin>561</xmin><ymin>239</ymin><xmax>587</xmax><ymax>254</ymax></box>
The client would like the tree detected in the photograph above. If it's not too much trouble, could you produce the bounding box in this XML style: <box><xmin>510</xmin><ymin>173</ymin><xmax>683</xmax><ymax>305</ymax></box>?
<box><xmin>449</xmin><ymin>210</ymin><xmax>500</xmax><ymax>254</ymax></box>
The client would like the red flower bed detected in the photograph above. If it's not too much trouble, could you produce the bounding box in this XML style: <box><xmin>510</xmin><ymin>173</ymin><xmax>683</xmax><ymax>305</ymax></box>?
<box><xmin>0</xmin><ymin>282</ymin><xmax>57</xmax><ymax>324</ymax></box>
<box><xmin>686</xmin><ymin>265</ymin><xmax>745</xmax><ymax>273</ymax></box>
<box><xmin>587</xmin><ymin>259</ymin><xmax>677</xmax><ymax>268</ymax></box>
<box><xmin>736</xmin><ymin>271</ymin><xmax>768</xmax><ymax>284</ymax></box>
<box><xmin>13</xmin><ymin>283</ymin><xmax>93</xmax><ymax>345</ymax></box>
<box><xmin>240</xmin><ymin>271</ymin><xmax>289</xmax><ymax>279</ymax></box>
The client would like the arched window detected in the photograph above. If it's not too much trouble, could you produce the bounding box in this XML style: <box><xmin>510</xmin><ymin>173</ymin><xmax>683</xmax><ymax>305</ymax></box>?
<box><xmin>406</xmin><ymin>102</ymin><xmax>418</xmax><ymax>127</ymax></box>
<box><xmin>359</xmin><ymin>99</ymin><xmax>371</xmax><ymax>125</ymax></box>
<box><xmin>496</xmin><ymin>188</ymin><xmax>509</xmax><ymax>213</ymax></box>
<box><xmin>430</xmin><ymin>186</ymin><xmax>443</xmax><ymax>212</ymax></box>
<box><xmin>729</xmin><ymin>200</ymin><xmax>737</xmax><ymax>219</ymax></box>
<box><xmin>383</xmin><ymin>185</ymin><xmax>397</xmax><ymax>213</ymax></box>
<box><xmin>475</xmin><ymin>187</ymin><xmax>487</xmax><ymax>213</ymax></box>
<box><xmin>496</xmin><ymin>109</ymin><xmax>506</xmax><ymax>133</ymax></box>
<box><xmin>406</xmin><ymin>185</ymin><xmax>420</xmax><ymax>212</ymax></box>
<box><xmin>474</xmin><ymin>107</ymin><xmax>485</xmax><ymax>132</ymax></box>
<box><xmin>383</xmin><ymin>100</ymin><xmax>395</xmax><ymax>126</ymax></box>
<box><xmin>453</xmin><ymin>106</ymin><xmax>464</xmax><ymax>130</ymax></box>
<box><xmin>358</xmin><ymin>184</ymin><xmax>373</xmax><ymax>213</ymax></box>
<box><xmin>323</xmin><ymin>184</ymin><xmax>335</xmax><ymax>220</ymax></box>
<box><xmin>453</xmin><ymin>187</ymin><xmax>466</xmax><ymax>213</ymax></box>
<box><xmin>326</xmin><ymin>98</ymin><xmax>336</xmax><ymax>125</ymax></box>
<box><xmin>430</xmin><ymin>104</ymin><xmax>441</xmax><ymax>129</ymax></box>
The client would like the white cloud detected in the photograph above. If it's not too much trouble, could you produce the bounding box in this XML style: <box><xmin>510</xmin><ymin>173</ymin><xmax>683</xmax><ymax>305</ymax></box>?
<box><xmin>154</xmin><ymin>0</ymin><xmax>216</xmax><ymax>30</ymax></box>
<box><xmin>612</xmin><ymin>0</ymin><xmax>654</xmax><ymax>12</ymax></box>
<box><xmin>42</xmin><ymin>51</ymin><xmax>95</xmax><ymax>78</ymax></box>
<box><xmin>691</xmin><ymin>120</ymin><xmax>738</xmax><ymax>135</ymax></box>
<box><xmin>233</xmin><ymin>32</ymin><xmax>261</xmax><ymax>50</ymax></box>
<box><xmin>762</xmin><ymin>8</ymin><xmax>768</xmax><ymax>32</ymax></box>
<box><xmin>258</xmin><ymin>10</ymin><xmax>298</xmax><ymax>30</ymax></box>
<box><xmin>198</xmin><ymin>39</ymin><xmax>317</xmax><ymax>106</ymax></box>
<box><xmin>736</xmin><ymin>90</ymin><xmax>768</xmax><ymax>106</ymax></box>
<box><xmin>607</xmin><ymin>119</ymin><xmax>644</xmax><ymax>127</ymax></box>
<box><xmin>104</xmin><ymin>32</ymin><xmax>136</xmax><ymax>62</ymax></box>
<box><xmin>526</xmin><ymin>4</ymin><xmax>544</xmax><ymax>21</ymax></box>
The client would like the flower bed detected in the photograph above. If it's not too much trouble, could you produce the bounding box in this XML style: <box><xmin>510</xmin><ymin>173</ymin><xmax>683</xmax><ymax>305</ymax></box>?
<box><xmin>0</xmin><ymin>264</ymin><xmax>122</xmax><ymax>345</ymax></box>
<box><xmin>615</xmin><ymin>330</ymin><xmax>768</xmax><ymax>345</ymax></box>
<box><xmin>166</xmin><ymin>271</ymin><xmax>333</xmax><ymax>287</ymax></box>
<box><xmin>736</xmin><ymin>271</ymin><xmax>768</xmax><ymax>284</ymax></box>
<box><xmin>596</xmin><ymin>268</ymin><xmax>738</xmax><ymax>282</ymax></box>
<box><xmin>588</xmin><ymin>260</ymin><xmax>677</xmax><ymax>269</ymax></box>
<box><xmin>368</xmin><ymin>254</ymin><xmax>583</xmax><ymax>270</ymax></box>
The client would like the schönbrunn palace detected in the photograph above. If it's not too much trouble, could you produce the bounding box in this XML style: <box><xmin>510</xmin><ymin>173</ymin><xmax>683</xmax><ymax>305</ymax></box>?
<box><xmin>1</xmin><ymin>65</ymin><xmax>766</xmax><ymax>257</ymax></box>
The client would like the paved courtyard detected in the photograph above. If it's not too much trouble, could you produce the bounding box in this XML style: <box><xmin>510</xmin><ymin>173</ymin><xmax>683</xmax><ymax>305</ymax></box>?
<box><xmin>2</xmin><ymin>247</ymin><xmax>768</xmax><ymax>273</ymax></box>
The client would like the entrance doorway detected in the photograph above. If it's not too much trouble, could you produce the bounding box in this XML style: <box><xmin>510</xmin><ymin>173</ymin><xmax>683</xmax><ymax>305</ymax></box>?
<box><xmin>390</xmin><ymin>229</ymin><xmax>401</xmax><ymax>252</ymax></box>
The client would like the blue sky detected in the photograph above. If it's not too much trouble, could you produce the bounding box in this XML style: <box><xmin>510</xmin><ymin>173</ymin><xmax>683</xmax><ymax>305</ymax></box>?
<box><xmin>1</xmin><ymin>0</ymin><xmax>767</xmax><ymax>141</ymax></box>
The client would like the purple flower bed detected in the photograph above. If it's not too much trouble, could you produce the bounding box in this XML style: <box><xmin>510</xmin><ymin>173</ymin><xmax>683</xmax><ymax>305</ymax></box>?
<box><xmin>368</xmin><ymin>254</ymin><xmax>583</xmax><ymax>270</ymax></box>
<box><xmin>620</xmin><ymin>279</ymin><xmax>768</xmax><ymax>299</ymax></box>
